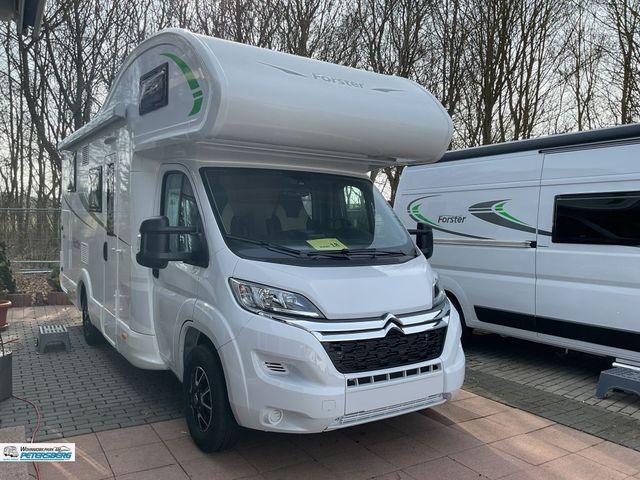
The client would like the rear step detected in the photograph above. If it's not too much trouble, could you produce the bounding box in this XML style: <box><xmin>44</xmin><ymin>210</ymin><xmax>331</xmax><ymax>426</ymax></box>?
<box><xmin>595</xmin><ymin>362</ymin><xmax>640</xmax><ymax>399</ymax></box>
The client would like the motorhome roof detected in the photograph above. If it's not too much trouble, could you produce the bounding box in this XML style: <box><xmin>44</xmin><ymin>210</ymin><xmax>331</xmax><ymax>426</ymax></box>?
<box><xmin>439</xmin><ymin>123</ymin><xmax>640</xmax><ymax>162</ymax></box>
<box><xmin>59</xmin><ymin>29</ymin><xmax>453</xmax><ymax>170</ymax></box>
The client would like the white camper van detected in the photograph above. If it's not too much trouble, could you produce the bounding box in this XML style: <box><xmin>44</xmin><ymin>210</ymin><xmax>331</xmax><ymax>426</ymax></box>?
<box><xmin>58</xmin><ymin>29</ymin><xmax>464</xmax><ymax>451</ymax></box>
<box><xmin>396</xmin><ymin>124</ymin><xmax>640</xmax><ymax>365</ymax></box>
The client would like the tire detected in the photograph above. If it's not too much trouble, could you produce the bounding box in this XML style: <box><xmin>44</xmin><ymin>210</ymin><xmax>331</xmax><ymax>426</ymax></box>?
<box><xmin>184</xmin><ymin>345</ymin><xmax>239</xmax><ymax>452</ymax></box>
<box><xmin>81</xmin><ymin>292</ymin><xmax>102</xmax><ymax>346</ymax></box>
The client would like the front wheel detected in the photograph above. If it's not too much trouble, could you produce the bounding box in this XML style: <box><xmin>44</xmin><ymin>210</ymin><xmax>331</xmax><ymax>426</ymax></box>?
<box><xmin>81</xmin><ymin>294</ymin><xmax>102</xmax><ymax>346</ymax></box>
<box><xmin>184</xmin><ymin>345</ymin><xmax>239</xmax><ymax>452</ymax></box>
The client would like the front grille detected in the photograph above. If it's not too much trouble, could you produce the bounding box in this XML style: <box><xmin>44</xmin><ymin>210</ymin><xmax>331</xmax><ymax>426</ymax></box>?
<box><xmin>322</xmin><ymin>326</ymin><xmax>447</xmax><ymax>374</ymax></box>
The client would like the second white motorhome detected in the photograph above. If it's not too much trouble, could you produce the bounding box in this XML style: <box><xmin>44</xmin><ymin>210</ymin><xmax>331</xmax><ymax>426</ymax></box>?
<box><xmin>58</xmin><ymin>29</ymin><xmax>464</xmax><ymax>451</ymax></box>
<box><xmin>396</xmin><ymin>124</ymin><xmax>640</xmax><ymax>365</ymax></box>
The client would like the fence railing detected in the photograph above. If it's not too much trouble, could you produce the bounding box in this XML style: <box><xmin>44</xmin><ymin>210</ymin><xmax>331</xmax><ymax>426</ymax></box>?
<box><xmin>0</xmin><ymin>208</ymin><xmax>60</xmax><ymax>273</ymax></box>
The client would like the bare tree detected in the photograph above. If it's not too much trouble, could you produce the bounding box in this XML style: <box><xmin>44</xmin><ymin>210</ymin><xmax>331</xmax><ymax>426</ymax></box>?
<box><xmin>505</xmin><ymin>0</ymin><xmax>564</xmax><ymax>140</ymax></box>
<box><xmin>1</xmin><ymin>0</ymin><xmax>638</xmax><ymax>209</ymax></box>
<box><xmin>606</xmin><ymin>0</ymin><xmax>640</xmax><ymax>124</ymax></box>
<box><xmin>557</xmin><ymin>3</ymin><xmax>608</xmax><ymax>131</ymax></box>
<box><xmin>354</xmin><ymin>0</ymin><xmax>432</xmax><ymax>205</ymax></box>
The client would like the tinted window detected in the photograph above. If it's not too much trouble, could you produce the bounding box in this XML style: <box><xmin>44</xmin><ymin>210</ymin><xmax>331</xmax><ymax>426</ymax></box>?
<box><xmin>343</xmin><ymin>185</ymin><xmax>372</xmax><ymax>232</ymax></box>
<box><xmin>106</xmin><ymin>162</ymin><xmax>115</xmax><ymax>235</ymax></box>
<box><xmin>553</xmin><ymin>191</ymin><xmax>640</xmax><ymax>246</ymax></box>
<box><xmin>64</xmin><ymin>151</ymin><xmax>77</xmax><ymax>192</ymax></box>
<box><xmin>201</xmin><ymin>167</ymin><xmax>416</xmax><ymax>266</ymax></box>
<box><xmin>161</xmin><ymin>172</ymin><xmax>201</xmax><ymax>253</ymax></box>
<box><xmin>87</xmin><ymin>167</ymin><xmax>102</xmax><ymax>212</ymax></box>
<box><xmin>139</xmin><ymin>63</ymin><xmax>169</xmax><ymax>115</ymax></box>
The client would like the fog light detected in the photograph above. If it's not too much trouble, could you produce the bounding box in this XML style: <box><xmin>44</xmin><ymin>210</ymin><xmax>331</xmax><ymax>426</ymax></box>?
<box><xmin>266</xmin><ymin>408</ymin><xmax>283</xmax><ymax>425</ymax></box>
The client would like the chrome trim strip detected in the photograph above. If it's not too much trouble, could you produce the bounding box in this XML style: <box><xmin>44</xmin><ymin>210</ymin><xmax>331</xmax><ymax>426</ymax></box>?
<box><xmin>327</xmin><ymin>394</ymin><xmax>444</xmax><ymax>428</ymax></box>
<box><xmin>271</xmin><ymin>301</ymin><xmax>450</xmax><ymax>341</ymax></box>
<box><xmin>434</xmin><ymin>238</ymin><xmax>533</xmax><ymax>248</ymax></box>
<box><xmin>314</xmin><ymin>319</ymin><xmax>446</xmax><ymax>342</ymax></box>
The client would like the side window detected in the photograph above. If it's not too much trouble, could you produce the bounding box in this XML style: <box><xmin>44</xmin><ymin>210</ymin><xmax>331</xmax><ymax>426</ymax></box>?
<box><xmin>87</xmin><ymin>167</ymin><xmax>102</xmax><ymax>212</ymax></box>
<box><xmin>139</xmin><ymin>63</ymin><xmax>169</xmax><ymax>115</ymax></box>
<box><xmin>343</xmin><ymin>185</ymin><xmax>372</xmax><ymax>232</ymax></box>
<box><xmin>161</xmin><ymin>172</ymin><xmax>202</xmax><ymax>253</ymax></box>
<box><xmin>63</xmin><ymin>151</ymin><xmax>77</xmax><ymax>192</ymax></box>
<box><xmin>106</xmin><ymin>162</ymin><xmax>115</xmax><ymax>235</ymax></box>
<box><xmin>553</xmin><ymin>191</ymin><xmax>640</xmax><ymax>246</ymax></box>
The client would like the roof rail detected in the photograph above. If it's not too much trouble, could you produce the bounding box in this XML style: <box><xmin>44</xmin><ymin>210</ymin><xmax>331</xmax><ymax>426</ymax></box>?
<box><xmin>439</xmin><ymin>123</ymin><xmax>640</xmax><ymax>163</ymax></box>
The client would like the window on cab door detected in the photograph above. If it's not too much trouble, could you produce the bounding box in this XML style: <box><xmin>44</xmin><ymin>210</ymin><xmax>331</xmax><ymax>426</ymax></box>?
<box><xmin>161</xmin><ymin>172</ymin><xmax>202</xmax><ymax>253</ymax></box>
<box><xmin>553</xmin><ymin>190</ymin><xmax>640</xmax><ymax>246</ymax></box>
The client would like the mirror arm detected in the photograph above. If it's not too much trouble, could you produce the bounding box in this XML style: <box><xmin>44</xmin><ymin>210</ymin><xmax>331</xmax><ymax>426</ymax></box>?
<box><xmin>147</xmin><ymin>251</ymin><xmax>196</xmax><ymax>262</ymax></box>
<box><xmin>142</xmin><ymin>226</ymin><xmax>198</xmax><ymax>235</ymax></box>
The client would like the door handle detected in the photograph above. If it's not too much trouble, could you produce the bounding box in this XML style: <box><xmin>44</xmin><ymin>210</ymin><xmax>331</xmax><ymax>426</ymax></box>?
<box><xmin>103</xmin><ymin>242</ymin><xmax>108</xmax><ymax>261</ymax></box>
<box><xmin>111</xmin><ymin>247</ymin><xmax>124</xmax><ymax>254</ymax></box>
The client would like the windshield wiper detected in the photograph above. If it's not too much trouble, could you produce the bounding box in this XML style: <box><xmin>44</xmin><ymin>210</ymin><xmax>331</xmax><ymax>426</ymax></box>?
<box><xmin>306</xmin><ymin>248</ymin><xmax>408</xmax><ymax>258</ymax></box>
<box><xmin>226</xmin><ymin>236</ymin><xmax>411</xmax><ymax>260</ymax></box>
<box><xmin>225</xmin><ymin>235</ymin><xmax>305</xmax><ymax>257</ymax></box>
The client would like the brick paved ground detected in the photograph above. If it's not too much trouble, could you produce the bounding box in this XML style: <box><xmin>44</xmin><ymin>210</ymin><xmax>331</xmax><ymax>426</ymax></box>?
<box><xmin>0</xmin><ymin>305</ymin><xmax>182</xmax><ymax>440</ymax></box>
<box><xmin>464</xmin><ymin>334</ymin><xmax>640</xmax><ymax>452</ymax></box>
<box><xmin>1</xmin><ymin>305</ymin><xmax>639</xmax><ymax>456</ymax></box>
<box><xmin>465</xmin><ymin>334</ymin><xmax>640</xmax><ymax>418</ymax></box>
<box><xmin>14</xmin><ymin>392</ymin><xmax>640</xmax><ymax>480</ymax></box>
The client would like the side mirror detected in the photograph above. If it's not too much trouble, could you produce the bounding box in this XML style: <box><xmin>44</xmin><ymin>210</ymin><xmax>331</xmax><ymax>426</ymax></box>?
<box><xmin>136</xmin><ymin>216</ymin><xmax>205</xmax><ymax>269</ymax></box>
<box><xmin>408</xmin><ymin>222</ymin><xmax>434</xmax><ymax>259</ymax></box>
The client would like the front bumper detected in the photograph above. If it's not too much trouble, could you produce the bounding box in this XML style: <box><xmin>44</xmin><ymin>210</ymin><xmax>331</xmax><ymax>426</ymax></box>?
<box><xmin>218</xmin><ymin>302</ymin><xmax>465</xmax><ymax>433</ymax></box>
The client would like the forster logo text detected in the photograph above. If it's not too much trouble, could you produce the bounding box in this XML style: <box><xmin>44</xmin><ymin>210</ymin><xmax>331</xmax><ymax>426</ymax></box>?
<box><xmin>312</xmin><ymin>73</ymin><xmax>364</xmax><ymax>88</ymax></box>
<box><xmin>437</xmin><ymin>215</ymin><xmax>466</xmax><ymax>224</ymax></box>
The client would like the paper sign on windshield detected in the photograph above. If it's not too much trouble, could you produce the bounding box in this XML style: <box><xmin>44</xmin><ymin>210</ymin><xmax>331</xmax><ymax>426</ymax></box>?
<box><xmin>306</xmin><ymin>238</ymin><xmax>347</xmax><ymax>251</ymax></box>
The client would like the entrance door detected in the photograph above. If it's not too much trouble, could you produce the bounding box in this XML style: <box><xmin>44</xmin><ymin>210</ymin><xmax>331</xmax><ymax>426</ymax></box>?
<box><xmin>535</xmin><ymin>145</ymin><xmax>640</xmax><ymax>359</ymax></box>
<box><xmin>153</xmin><ymin>168</ymin><xmax>204</xmax><ymax>366</ymax></box>
<box><xmin>103</xmin><ymin>154</ymin><xmax>119</xmax><ymax>344</ymax></box>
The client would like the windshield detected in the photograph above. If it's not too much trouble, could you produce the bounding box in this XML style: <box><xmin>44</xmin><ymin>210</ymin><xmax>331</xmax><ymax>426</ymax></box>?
<box><xmin>201</xmin><ymin>167</ymin><xmax>417</xmax><ymax>265</ymax></box>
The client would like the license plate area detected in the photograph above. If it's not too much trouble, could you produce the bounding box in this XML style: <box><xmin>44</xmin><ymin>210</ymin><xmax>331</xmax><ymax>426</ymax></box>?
<box><xmin>345</xmin><ymin>369</ymin><xmax>444</xmax><ymax>414</ymax></box>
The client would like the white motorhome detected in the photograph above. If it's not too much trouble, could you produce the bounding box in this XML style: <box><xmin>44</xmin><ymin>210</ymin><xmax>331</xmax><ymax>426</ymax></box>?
<box><xmin>396</xmin><ymin>124</ymin><xmax>640</xmax><ymax>365</ymax></box>
<box><xmin>58</xmin><ymin>29</ymin><xmax>464</xmax><ymax>451</ymax></box>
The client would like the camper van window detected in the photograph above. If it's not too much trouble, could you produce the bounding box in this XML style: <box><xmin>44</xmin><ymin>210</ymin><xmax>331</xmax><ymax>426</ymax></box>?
<box><xmin>553</xmin><ymin>191</ymin><xmax>640</xmax><ymax>246</ymax></box>
<box><xmin>106</xmin><ymin>162</ymin><xmax>115</xmax><ymax>235</ymax></box>
<box><xmin>161</xmin><ymin>172</ymin><xmax>202</xmax><ymax>254</ymax></box>
<box><xmin>201</xmin><ymin>167</ymin><xmax>416</xmax><ymax>266</ymax></box>
<box><xmin>139</xmin><ymin>63</ymin><xmax>169</xmax><ymax>115</ymax></box>
<box><xmin>87</xmin><ymin>167</ymin><xmax>102</xmax><ymax>212</ymax></box>
<box><xmin>64</xmin><ymin>151</ymin><xmax>76</xmax><ymax>192</ymax></box>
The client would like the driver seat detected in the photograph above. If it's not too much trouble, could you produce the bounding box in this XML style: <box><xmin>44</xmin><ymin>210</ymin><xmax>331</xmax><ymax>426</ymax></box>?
<box><xmin>273</xmin><ymin>194</ymin><xmax>310</xmax><ymax>232</ymax></box>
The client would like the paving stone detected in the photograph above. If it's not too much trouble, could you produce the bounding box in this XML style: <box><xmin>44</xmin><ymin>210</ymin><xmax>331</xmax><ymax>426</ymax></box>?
<box><xmin>464</xmin><ymin>334</ymin><xmax>640</xmax><ymax>453</ymax></box>
<box><xmin>450</xmin><ymin>444</ymin><xmax>529</xmax><ymax>479</ymax></box>
<box><xmin>403</xmin><ymin>456</ymin><xmax>481</xmax><ymax>480</ymax></box>
<box><xmin>0</xmin><ymin>306</ymin><xmax>183</xmax><ymax>440</ymax></box>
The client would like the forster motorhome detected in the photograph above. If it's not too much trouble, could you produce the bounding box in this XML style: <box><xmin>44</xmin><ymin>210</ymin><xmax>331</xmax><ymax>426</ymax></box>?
<box><xmin>396</xmin><ymin>124</ymin><xmax>640</xmax><ymax>364</ymax></box>
<box><xmin>58</xmin><ymin>29</ymin><xmax>464</xmax><ymax>451</ymax></box>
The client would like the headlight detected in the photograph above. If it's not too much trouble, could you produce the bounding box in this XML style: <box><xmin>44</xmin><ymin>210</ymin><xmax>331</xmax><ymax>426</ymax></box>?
<box><xmin>433</xmin><ymin>274</ymin><xmax>447</xmax><ymax>307</ymax></box>
<box><xmin>229</xmin><ymin>278</ymin><xmax>324</xmax><ymax>319</ymax></box>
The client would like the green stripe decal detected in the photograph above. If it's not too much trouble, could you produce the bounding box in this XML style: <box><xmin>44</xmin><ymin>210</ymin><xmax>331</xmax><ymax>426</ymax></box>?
<box><xmin>190</xmin><ymin>97</ymin><xmax>203</xmax><ymax>116</ymax></box>
<box><xmin>493</xmin><ymin>201</ymin><xmax>530</xmax><ymax>226</ymax></box>
<box><xmin>161</xmin><ymin>53</ymin><xmax>203</xmax><ymax>116</ymax></box>
<box><xmin>410</xmin><ymin>204</ymin><xmax>439</xmax><ymax>227</ymax></box>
